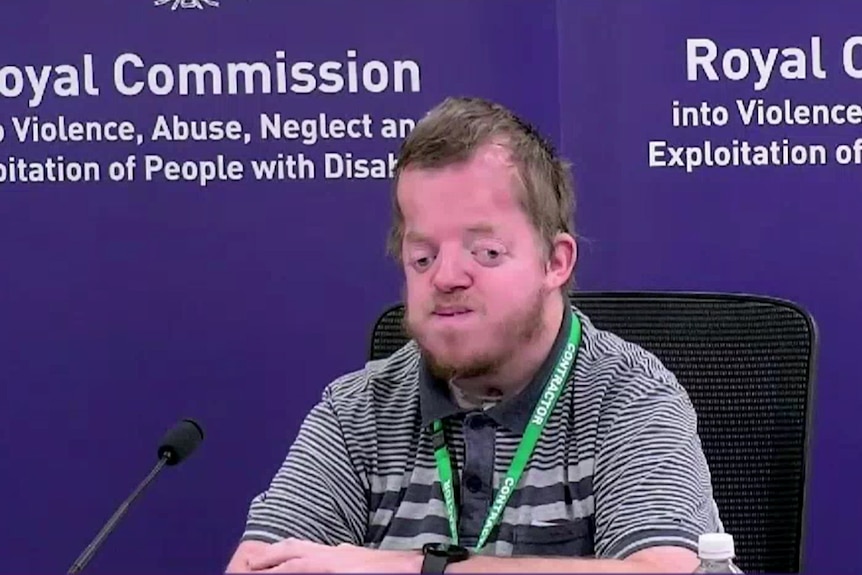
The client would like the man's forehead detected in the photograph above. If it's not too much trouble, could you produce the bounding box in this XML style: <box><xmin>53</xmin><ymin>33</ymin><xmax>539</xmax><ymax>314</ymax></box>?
<box><xmin>399</xmin><ymin>162</ymin><xmax>519</xmax><ymax>204</ymax></box>
<box><xmin>399</xmin><ymin>141</ymin><xmax>516</xmax><ymax>178</ymax></box>
<box><xmin>475</xmin><ymin>141</ymin><xmax>517</xmax><ymax>167</ymax></box>
<box><xmin>405</xmin><ymin>223</ymin><xmax>501</xmax><ymax>241</ymax></box>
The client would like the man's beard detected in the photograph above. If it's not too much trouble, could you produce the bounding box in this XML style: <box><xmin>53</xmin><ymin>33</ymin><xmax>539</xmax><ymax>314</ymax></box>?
<box><xmin>403</xmin><ymin>289</ymin><xmax>546</xmax><ymax>383</ymax></box>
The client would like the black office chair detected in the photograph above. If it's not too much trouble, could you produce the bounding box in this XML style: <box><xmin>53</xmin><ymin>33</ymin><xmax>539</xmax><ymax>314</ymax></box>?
<box><xmin>367</xmin><ymin>291</ymin><xmax>817</xmax><ymax>574</ymax></box>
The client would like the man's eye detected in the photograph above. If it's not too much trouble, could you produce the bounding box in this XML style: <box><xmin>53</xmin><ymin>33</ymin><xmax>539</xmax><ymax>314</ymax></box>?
<box><xmin>411</xmin><ymin>255</ymin><xmax>435</xmax><ymax>270</ymax></box>
<box><xmin>473</xmin><ymin>247</ymin><xmax>505</xmax><ymax>265</ymax></box>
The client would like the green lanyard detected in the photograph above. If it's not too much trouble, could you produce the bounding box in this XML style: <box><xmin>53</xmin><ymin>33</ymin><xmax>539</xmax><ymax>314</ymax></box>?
<box><xmin>430</xmin><ymin>315</ymin><xmax>582</xmax><ymax>552</ymax></box>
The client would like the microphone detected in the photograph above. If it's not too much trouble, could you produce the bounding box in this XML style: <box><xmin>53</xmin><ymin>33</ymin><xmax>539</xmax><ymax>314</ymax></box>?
<box><xmin>66</xmin><ymin>418</ymin><xmax>204</xmax><ymax>574</ymax></box>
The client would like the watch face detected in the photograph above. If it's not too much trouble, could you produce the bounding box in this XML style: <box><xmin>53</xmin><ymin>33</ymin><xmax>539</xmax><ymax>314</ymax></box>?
<box><xmin>422</xmin><ymin>543</ymin><xmax>469</xmax><ymax>561</ymax></box>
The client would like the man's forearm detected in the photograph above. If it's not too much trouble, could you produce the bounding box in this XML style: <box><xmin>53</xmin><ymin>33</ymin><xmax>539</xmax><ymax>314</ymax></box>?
<box><xmin>224</xmin><ymin>539</ymin><xmax>698</xmax><ymax>573</ymax></box>
<box><xmin>446</xmin><ymin>555</ymin><xmax>669</xmax><ymax>574</ymax></box>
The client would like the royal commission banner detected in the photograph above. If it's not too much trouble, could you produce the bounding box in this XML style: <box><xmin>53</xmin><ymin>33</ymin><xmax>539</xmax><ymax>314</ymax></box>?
<box><xmin>0</xmin><ymin>0</ymin><xmax>857</xmax><ymax>573</ymax></box>
<box><xmin>560</xmin><ymin>2</ymin><xmax>861</xmax><ymax>573</ymax></box>
<box><xmin>0</xmin><ymin>1</ymin><xmax>561</xmax><ymax>573</ymax></box>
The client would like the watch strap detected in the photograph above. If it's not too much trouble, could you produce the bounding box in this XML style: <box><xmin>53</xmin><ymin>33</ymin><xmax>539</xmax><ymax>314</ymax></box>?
<box><xmin>420</xmin><ymin>551</ymin><xmax>450</xmax><ymax>574</ymax></box>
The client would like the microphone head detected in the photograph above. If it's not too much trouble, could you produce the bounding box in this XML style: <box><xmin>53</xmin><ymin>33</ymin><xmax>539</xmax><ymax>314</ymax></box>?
<box><xmin>157</xmin><ymin>418</ymin><xmax>204</xmax><ymax>466</ymax></box>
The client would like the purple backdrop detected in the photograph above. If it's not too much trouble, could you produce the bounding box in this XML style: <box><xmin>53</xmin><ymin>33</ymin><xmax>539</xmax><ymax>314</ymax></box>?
<box><xmin>561</xmin><ymin>1</ymin><xmax>861</xmax><ymax>572</ymax></box>
<box><xmin>0</xmin><ymin>1</ymin><xmax>560</xmax><ymax>573</ymax></box>
<box><xmin>0</xmin><ymin>0</ymin><xmax>852</xmax><ymax>573</ymax></box>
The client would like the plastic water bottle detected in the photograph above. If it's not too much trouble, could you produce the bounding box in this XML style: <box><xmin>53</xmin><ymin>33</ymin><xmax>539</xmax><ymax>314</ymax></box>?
<box><xmin>694</xmin><ymin>533</ymin><xmax>744</xmax><ymax>573</ymax></box>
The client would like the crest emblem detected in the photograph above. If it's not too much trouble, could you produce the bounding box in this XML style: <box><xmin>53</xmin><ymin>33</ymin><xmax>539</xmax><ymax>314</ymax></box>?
<box><xmin>154</xmin><ymin>0</ymin><xmax>219</xmax><ymax>9</ymax></box>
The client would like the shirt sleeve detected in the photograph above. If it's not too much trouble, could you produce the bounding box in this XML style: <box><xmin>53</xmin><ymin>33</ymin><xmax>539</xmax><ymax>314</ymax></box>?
<box><xmin>240</xmin><ymin>391</ymin><xmax>368</xmax><ymax>546</ymax></box>
<box><xmin>592</xmin><ymin>358</ymin><xmax>723</xmax><ymax>559</ymax></box>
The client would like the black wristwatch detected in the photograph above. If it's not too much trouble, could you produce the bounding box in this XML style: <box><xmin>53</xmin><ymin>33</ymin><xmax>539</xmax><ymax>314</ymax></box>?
<box><xmin>420</xmin><ymin>543</ymin><xmax>470</xmax><ymax>573</ymax></box>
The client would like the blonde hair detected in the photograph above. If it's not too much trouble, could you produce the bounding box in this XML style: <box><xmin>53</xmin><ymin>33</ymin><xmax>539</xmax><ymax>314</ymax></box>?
<box><xmin>387</xmin><ymin>97</ymin><xmax>576</xmax><ymax>267</ymax></box>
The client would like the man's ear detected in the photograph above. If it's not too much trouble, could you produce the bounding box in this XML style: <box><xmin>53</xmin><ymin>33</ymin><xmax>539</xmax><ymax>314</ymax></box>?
<box><xmin>544</xmin><ymin>232</ymin><xmax>577</xmax><ymax>291</ymax></box>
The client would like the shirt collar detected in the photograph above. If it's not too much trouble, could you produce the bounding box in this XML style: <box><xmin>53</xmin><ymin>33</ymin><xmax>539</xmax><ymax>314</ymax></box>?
<box><xmin>418</xmin><ymin>304</ymin><xmax>574</xmax><ymax>434</ymax></box>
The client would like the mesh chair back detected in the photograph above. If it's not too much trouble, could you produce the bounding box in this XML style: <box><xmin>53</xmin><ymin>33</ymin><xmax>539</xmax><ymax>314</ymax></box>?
<box><xmin>368</xmin><ymin>291</ymin><xmax>817</xmax><ymax>573</ymax></box>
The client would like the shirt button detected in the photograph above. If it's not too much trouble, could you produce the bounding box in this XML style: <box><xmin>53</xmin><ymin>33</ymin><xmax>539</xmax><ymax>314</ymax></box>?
<box><xmin>465</xmin><ymin>474</ymin><xmax>482</xmax><ymax>493</ymax></box>
<box><xmin>468</xmin><ymin>414</ymin><xmax>487</xmax><ymax>430</ymax></box>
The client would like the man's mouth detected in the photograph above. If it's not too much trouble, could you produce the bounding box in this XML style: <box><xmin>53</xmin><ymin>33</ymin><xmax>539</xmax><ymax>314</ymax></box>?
<box><xmin>432</xmin><ymin>307</ymin><xmax>472</xmax><ymax>317</ymax></box>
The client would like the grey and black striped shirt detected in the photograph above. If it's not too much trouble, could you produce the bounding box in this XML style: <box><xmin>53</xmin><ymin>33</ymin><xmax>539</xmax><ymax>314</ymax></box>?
<box><xmin>241</xmin><ymin>305</ymin><xmax>723</xmax><ymax>558</ymax></box>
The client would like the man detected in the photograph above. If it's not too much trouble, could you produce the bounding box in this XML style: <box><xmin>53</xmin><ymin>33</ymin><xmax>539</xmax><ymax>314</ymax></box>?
<box><xmin>225</xmin><ymin>97</ymin><xmax>723</xmax><ymax>573</ymax></box>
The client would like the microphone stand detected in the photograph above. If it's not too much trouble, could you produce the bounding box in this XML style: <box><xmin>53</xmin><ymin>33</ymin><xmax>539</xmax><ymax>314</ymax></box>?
<box><xmin>67</xmin><ymin>456</ymin><xmax>169</xmax><ymax>574</ymax></box>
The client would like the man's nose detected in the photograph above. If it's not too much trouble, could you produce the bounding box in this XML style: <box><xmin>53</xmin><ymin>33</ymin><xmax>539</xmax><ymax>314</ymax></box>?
<box><xmin>431</xmin><ymin>250</ymin><xmax>472</xmax><ymax>292</ymax></box>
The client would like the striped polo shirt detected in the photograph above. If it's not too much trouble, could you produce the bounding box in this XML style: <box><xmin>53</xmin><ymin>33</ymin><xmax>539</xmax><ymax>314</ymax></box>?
<box><xmin>241</xmin><ymin>304</ymin><xmax>723</xmax><ymax>558</ymax></box>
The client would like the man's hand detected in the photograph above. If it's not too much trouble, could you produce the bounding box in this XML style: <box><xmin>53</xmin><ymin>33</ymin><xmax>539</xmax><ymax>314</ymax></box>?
<box><xmin>226</xmin><ymin>538</ymin><xmax>699</xmax><ymax>574</ymax></box>
<box><xmin>239</xmin><ymin>538</ymin><xmax>422</xmax><ymax>573</ymax></box>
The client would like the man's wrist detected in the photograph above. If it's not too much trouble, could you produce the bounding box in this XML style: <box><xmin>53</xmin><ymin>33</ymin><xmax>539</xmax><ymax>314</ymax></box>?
<box><xmin>396</xmin><ymin>550</ymin><xmax>425</xmax><ymax>573</ymax></box>
<box><xmin>418</xmin><ymin>543</ymin><xmax>471</xmax><ymax>573</ymax></box>
<box><xmin>386</xmin><ymin>551</ymin><xmax>424</xmax><ymax>573</ymax></box>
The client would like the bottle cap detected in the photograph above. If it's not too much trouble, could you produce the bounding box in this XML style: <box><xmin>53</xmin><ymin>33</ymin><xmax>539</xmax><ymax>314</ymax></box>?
<box><xmin>698</xmin><ymin>533</ymin><xmax>735</xmax><ymax>560</ymax></box>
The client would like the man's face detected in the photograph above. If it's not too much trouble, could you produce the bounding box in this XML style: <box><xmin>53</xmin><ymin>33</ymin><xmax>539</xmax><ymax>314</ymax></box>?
<box><xmin>398</xmin><ymin>144</ymin><xmax>551</xmax><ymax>381</ymax></box>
